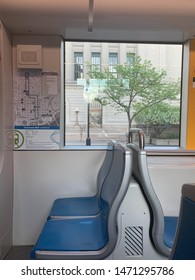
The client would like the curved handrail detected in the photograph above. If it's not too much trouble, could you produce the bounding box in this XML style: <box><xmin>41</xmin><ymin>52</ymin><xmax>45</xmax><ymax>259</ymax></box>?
<box><xmin>128</xmin><ymin>128</ymin><xmax>145</xmax><ymax>150</ymax></box>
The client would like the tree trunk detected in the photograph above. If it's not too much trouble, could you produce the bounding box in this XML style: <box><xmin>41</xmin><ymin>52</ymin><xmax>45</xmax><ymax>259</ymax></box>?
<box><xmin>127</xmin><ymin>111</ymin><xmax>132</xmax><ymax>143</ymax></box>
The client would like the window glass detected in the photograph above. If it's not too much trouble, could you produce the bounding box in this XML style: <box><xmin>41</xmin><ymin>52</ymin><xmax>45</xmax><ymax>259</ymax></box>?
<box><xmin>74</xmin><ymin>52</ymin><xmax>83</xmax><ymax>80</ymax></box>
<box><xmin>108</xmin><ymin>52</ymin><xmax>118</xmax><ymax>77</ymax></box>
<box><xmin>91</xmin><ymin>52</ymin><xmax>101</xmax><ymax>71</ymax></box>
<box><xmin>126</xmin><ymin>53</ymin><xmax>135</xmax><ymax>64</ymax></box>
<box><xmin>65</xmin><ymin>42</ymin><xmax>182</xmax><ymax>147</ymax></box>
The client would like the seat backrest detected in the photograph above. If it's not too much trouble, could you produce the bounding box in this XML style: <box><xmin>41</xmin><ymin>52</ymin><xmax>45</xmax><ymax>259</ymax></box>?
<box><xmin>170</xmin><ymin>184</ymin><xmax>195</xmax><ymax>259</ymax></box>
<box><xmin>96</xmin><ymin>142</ymin><xmax>114</xmax><ymax>197</ymax></box>
<box><xmin>127</xmin><ymin>128</ymin><xmax>170</xmax><ymax>257</ymax></box>
<box><xmin>99</xmin><ymin>143</ymin><xmax>132</xmax><ymax>258</ymax></box>
<box><xmin>100</xmin><ymin>143</ymin><xmax>125</xmax><ymax>206</ymax></box>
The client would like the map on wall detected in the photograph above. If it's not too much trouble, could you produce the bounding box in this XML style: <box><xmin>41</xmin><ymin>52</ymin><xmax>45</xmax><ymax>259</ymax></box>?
<box><xmin>13</xmin><ymin>69</ymin><xmax>60</xmax><ymax>150</ymax></box>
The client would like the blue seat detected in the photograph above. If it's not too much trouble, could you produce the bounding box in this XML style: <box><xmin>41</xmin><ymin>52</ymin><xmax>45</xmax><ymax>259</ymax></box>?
<box><xmin>128</xmin><ymin>128</ymin><xmax>178</xmax><ymax>257</ymax></box>
<box><xmin>48</xmin><ymin>143</ymin><xmax>114</xmax><ymax>219</ymax></box>
<box><xmin>164</xmin><ymin>216</ymin><xmax>178</xmax><ymax>248</ymax></box>
<box><xmin>31</xmin><ymin>143</ymin><xmax>132</xmax><ymax>259</ymax></box>
<box><xmin>170</xmin><ymin>184</ymin><xmax>195</xmax><ymax>260</ymax></box>
<box><xmin>31</xmin><ymin>213</ymin><xmax>108</xmax><ymax>257</ymax></box>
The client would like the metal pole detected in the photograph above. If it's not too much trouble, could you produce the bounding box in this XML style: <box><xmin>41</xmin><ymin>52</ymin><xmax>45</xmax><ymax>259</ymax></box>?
<box><xmin>86</xmin><ymin>102</ymin><xmax>91</xmax><ymax>145</ymax></box>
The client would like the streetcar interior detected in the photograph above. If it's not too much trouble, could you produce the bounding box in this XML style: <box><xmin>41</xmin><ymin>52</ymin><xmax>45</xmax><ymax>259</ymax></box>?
<box><xmin>1</xmin><ymin>0</ymin><xmax>195</xmax><ymax>260</ymax></box>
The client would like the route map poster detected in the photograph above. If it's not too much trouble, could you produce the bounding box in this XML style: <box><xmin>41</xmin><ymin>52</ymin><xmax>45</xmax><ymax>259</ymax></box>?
<box><xmin>13</xmin><ymin>70</ymin><xmax>60</xmax><ymax>150</ymax></box>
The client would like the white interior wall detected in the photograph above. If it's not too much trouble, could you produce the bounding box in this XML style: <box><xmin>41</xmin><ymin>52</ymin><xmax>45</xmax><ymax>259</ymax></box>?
<box><xmin>0</xmin><ymin>21</ymin><xmax>13</xmax><ymax>259</ymax></box>
<box><xmin>148</xmin><ymin>156</ymin><xmax>195</xmax><ymax>216</ymax></box>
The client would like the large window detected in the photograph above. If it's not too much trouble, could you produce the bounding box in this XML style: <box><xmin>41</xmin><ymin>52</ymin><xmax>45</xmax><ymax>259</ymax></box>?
<box><xmin>65</xmin><ymin>42</ymin><xmax>183</xmax><ymax>147</ymax></box>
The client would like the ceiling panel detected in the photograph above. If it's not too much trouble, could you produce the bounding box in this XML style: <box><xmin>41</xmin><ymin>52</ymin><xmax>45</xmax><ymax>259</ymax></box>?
<box><xmin>0</xmin><ymin>0</ymin><xmax>195</xmax><ymax>42</ymax></box>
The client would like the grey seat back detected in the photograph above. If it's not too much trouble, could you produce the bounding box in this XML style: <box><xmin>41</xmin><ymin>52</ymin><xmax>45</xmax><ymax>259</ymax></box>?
<box><xmin>96</xmin><ymin>142</ymin><xmax>114</xmax><ymax>197</ymax></box>
<box><xmin>101</xmin><ymin>143</ymin><xmax>125</xmax><ymax>206</ymax></box>
<box><xmin>98</xmin><ymin>143</ymin><xmax>132</xmax><ymax>258</ymax></box>
<box><xmin>127</xmin><ymin>128</ymin><xmax>170</xmax><ymax>257</ymax></box>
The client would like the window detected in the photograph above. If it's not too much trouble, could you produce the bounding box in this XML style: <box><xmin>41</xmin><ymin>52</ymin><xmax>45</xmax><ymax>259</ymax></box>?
<box><xmin>74</xmin><ymin>52</ymin><xmax>83</xmax><ymax>80</ymax></box>
<box><xmin>65</xmin><ymin>42</ymin><xmax>183</xmax><ymax>147</ymax></box>
<box><xmin>126</xmin><ymin>53</ymin><xmax>135</xmax><ymax>64</ymax></box>
<box><xmin>91</xmin><ymin>52</ymin><xmax>101</xmax><ymax>71</ymax></box>
<box><xmin>108</xmin><ymin>52</ymin><xmax>118</xmax><ymax>77</ymax></box>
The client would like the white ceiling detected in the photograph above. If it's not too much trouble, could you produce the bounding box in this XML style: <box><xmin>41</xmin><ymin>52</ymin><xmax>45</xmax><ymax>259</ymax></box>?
<box><xmin>0</xmin><ymin>0</ymin><xmax>195</xmax><ymax>42</ymax></box>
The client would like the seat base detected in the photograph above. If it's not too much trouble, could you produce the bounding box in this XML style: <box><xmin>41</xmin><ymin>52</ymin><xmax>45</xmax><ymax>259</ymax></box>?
<box><xmin>31</xmin><ymin>214</ymin><xmax>108</xmax><ymax>258</ymax></box>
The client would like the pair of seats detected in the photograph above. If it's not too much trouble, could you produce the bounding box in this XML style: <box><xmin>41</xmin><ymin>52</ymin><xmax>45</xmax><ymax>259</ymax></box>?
<box><xmin>32</xmin><ymin>128</ymin><xmax>192</xmax><ymax>260</ymax></box>
<box><xmin>128</xmin><ymin>128</ymin><xmax>178</xmax><ymax>257</ymax></box>
<box><xmin>31</xmin><ymin>142</ymin><xmax>132</xmax><ymax>259</ymax></box>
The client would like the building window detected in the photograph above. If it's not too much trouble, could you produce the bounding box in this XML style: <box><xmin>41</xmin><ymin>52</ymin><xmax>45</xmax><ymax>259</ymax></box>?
<box><xmin>74</xmin><ymin>52</ymin><xmax>83</xmax><ymax>80</ymax></box>
<box><xmin>126</xmin><ymin>53</ymin><xmax>135</xmax><ymax>64</ymax></box>
<box><xmin>108</xmin><ymin>52</ymin><xmax>118</xmax><ymax>77</ymax></box>
<box><xmin>91</xmin><ymin>52</ymin><xmax>101</xmax><ymax>71</ymax></box>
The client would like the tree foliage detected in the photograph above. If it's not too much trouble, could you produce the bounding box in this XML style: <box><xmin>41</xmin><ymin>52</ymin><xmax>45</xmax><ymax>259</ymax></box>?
<box><xmin>87</xmin><ymin>55</ymin><xmax>180</xmax><ymax>140</ymax></box>
<box><xmin>134</xmin><ymin>103</ymin><xmax>180</xmax><ymax>137</ymax></box>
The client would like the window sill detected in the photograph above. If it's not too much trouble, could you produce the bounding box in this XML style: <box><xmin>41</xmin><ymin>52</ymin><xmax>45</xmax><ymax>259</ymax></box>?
<box><xmin>145</xmin><ymin>146</ymin><xmax>195</xmax><ymax>156</ymax></box>
<box><xmin>61</xmin><ymin>145</ymin><xmax>110</xmax><ymax>151</ymax></box>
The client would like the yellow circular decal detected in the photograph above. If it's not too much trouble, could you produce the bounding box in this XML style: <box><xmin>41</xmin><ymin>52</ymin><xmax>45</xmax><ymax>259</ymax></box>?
<box><xmin>14</xmin><ymin>130</ymin><xmax>24</xmax><ymax>149</ymax></box>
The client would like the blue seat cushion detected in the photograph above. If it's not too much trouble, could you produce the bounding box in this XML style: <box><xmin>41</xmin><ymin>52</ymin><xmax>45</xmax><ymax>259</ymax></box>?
<box><xmin>164</xmin><ymin>216</ymin><xmax>178</xmax><ymax>248</ymax></box>
<box><xmin>48</xmin><ymin>195</ymin><xmax>100</xmax><ymax>218</ymax></box>
<box><xmin>31</xmin><ymin>213</ymin><xmax>108</xmax><ymax>258</ymax></box>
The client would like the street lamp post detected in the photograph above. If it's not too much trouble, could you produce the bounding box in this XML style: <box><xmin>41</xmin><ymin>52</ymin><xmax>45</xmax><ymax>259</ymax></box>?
<box><xmin>85</xmin><ymin>80</ymin><xmax>91</xmax><ymax>146</ymax></box>
<box><xmin>86</xmin><ymin>102</ymin><xmax>91</xmax><ymax>145</ymax></box>
<box><xmin>74</xmin><ymin>107</ymin><xmax>79</xmax><ymax>126</ymax></box>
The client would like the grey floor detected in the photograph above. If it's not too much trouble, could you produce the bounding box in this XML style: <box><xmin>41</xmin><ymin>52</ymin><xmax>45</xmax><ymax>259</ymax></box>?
<box><xmin>4</xmin><ymin>246</ymin><xmax>33</xmax><ymax>260</ymax></box>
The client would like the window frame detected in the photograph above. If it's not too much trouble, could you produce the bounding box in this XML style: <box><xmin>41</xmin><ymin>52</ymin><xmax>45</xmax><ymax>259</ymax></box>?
<box><xmin>63</xmin><ymin>40</ymin><xmax>193</xmax><ymax>154</ymax></box>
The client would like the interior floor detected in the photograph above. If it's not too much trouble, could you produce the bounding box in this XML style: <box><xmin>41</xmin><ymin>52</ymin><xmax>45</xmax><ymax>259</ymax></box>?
<box><xmin>4</xmin><ymin>246</ymin><xmax>33</xmax><ymax>260</ymax></box>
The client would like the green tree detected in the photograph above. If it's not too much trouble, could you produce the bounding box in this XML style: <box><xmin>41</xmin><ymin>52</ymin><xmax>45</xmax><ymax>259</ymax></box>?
<box><xmin>87</xmin><ymin>55</ymin><xmax>180</xmax><ymax>141</ymax></box>
<box><xmin>134</xmin><ymin>103</ymin><xmax>180</xmax><ymax>138</ymax></box>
